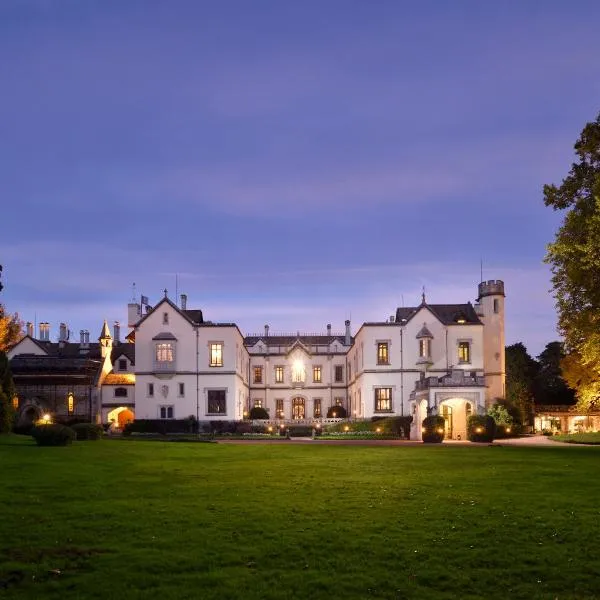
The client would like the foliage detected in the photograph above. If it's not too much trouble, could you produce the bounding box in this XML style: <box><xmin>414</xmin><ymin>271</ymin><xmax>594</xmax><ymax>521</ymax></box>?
<box><xmin>488</xmin><ymin>402</ymin><xmax>514</xmax><ymax>427</ymax></box>
<box><xmin>467</xmin><ymin>415</ymin><xmax>496</xmax><ymax>443</ymax></box>
<box><xmin>534</xmin><ymin>342</ymin><xmax>576</xmax><ymax>405</ymax></box>
<box><xmin>0</xmin><ymin>352</ymin><xmax>16</xmax><ymax>434</ymax></box>
<box><xmin>544</xmin><ymin>113</ymin><xmax>600</xmax><ymax>410</ymax></box>
<box><xmin>248</xmin><ymin>406</ymin><xmax>269</xmax><ymax>420</ymax></box>
<box><xmin>283</xmin><ymin>425</ymin><xmax>316</xmax><ymax>437</ymax></box>
<box><xmin>71</xmin><ymin>423</ymin><xmax>104</xmax><ymax>440</ymax></box>
<box><xmin>553</xmin><ymin>432</ymin><xmax>600</xmax><ymax>445</ymax></box>
<box><xmin>0</xmin><ymin>305</ymin><xmax>23</xmax><ymax>353</ymax></box>
<box><xmin>505</xmin><ymin>343</ymin><xmax>538</xmax><ymax>425</ymax></box>
<box><xmin>30</xmin><ymin>424</ymin><xmax>76</xmax><ymax>446</ymax></box>
<box><xmin>326</xmin><ymin>405</ymin><xmax>347</xmax><ymax>418</ymax></box>
<box><xmin>327</xmin><ymin>417</ymin><xmax>412</xmax><ymax>438</ymax></box>
<box><xmin>421</xmin><ymin>415</ymin><xmax>445</xmax><ymax>443</ymax></box>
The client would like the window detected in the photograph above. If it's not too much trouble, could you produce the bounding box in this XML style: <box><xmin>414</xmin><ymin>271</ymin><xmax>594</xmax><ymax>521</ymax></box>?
<box><xmin>374</xmin><ymin>388</ymin><xmax>392</xmax><ymax>413</ymax></box>
<box><xmin>254</xmin><ymin>366</ymin><xmax>263</xmax><ymax>383</ymax></box>
<box><xmin>147</xmin><ymin>383</ymin><xmax>154</xmax><ymax>397</ymax></box>
<box><xmin>419</xmin><ymin>338</ymin><xmax>430</xmax><ymax>358</ymax></box>
<box><xmin>292</xmin><ymin>361</ymin><xmax>305</xmax><ymax>383</ymax></box>
<box><xmin>253</xmin><ymin>399</ymin><xmax>263</xmax><ymax>408</ymax></box>
<box><xmin>67</xmin><ymin>393</ymin><xmax>74</xmax><ymax>414</ymax></box>
<box><xmin>207</xmin><ymin>389</ymin><xmax>226</xmax><ymax>414</ymax></box>
<box><xmin>313</xmin><ymin>365</ymin><xmax>322</xmax><ymax>383</ymax></box>
<box><xmin>276</xmin><ymin>398</ymin><xmax>284</xmax><ymax>418</ymax></box>
<box><xmin>118</xmin><ymin>359</ymin><xmax>127</xmax><ymax>371</ymax></box>
<box><xmin>458</xmin><ymin>341</ymin><xmax>471</xmax><ymax>363</ymax></box>
<box><xmin>209</xmin><ymin>343</ymin><xmax>223</xmax><ymax>367</ymax></box>
<box><xmin>377</xmin><ymin>342</ymin><xmax>389</xmax><ymax>365</ymax></box>
<box><xmin>163</xmin><ymin>312</ymin><xmax>169</xmax><ymax>325</ymax></box>
<box><xmin>334</xmin><ymin>397</ymin><xmax>344</xmax><ymax>407</ymax></box>
<box><xmin>178</xmin><ymin>383</ymin><xmax>185</xmax><ymax>396</ymax></box>
<box><xmin>494</xmin><ymin>299</ymin><xmax>500</xmax><ymax>314</ymax></box>
<box><xmin>348</xmin><ymin>362</ymin><xmax>352</xmax><ymax>380</ymax></box>
<box><xmin>12</xmin><ymin>396</ymin><xmax>18</xmax><ymax>410</ymax></box>
<box><xmin>313</xmin><ymin>398</ymin><xmax>322</xmax><ymax>418</ymax></box>
<box><xmin>156</xmin><ymin>343</ymin><xmax>174</xmax><ymax>362</ymax></box>
<box><xmin>275</xmin><ymin>366</ymin><xmax>284</xmax><ymax>383</ymax></box>
<box><xmin>114</xmin><ymin>387</ymin><xmax>128</xmax><ymax>398</ymax></box>
<box><xmin>334</xmin><ymin>365</ymin><xmax>343</xmax><ymax>382</ymax></box>
<box><xmin>160</xmin><ymin>405</ymin><xmax>174</xmax><ymax>419</ymax></box>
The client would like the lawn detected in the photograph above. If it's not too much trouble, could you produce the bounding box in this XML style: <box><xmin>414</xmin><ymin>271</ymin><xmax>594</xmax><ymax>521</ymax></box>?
<box><xmin>553</xmin><ymin>432</ymin><xmax>600</xmax><ymax>445</ymax></box>
<box><xmin>1</xmin><ymin>436</ymin><xmax>599</xmax><ymax>600</ymax></box>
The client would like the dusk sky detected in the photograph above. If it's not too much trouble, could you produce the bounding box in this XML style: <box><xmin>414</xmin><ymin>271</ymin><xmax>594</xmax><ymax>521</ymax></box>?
<box><xmin>1</xmin><ymin>1</ymin><xmax>599</xmax><ymax>355</ymax></box>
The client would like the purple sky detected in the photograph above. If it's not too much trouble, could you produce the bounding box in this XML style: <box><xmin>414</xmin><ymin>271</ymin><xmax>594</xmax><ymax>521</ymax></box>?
<box><xmin>1</xmin><ymin>0</ymin><xmax>599</xmax><ymax>355</ymax></box>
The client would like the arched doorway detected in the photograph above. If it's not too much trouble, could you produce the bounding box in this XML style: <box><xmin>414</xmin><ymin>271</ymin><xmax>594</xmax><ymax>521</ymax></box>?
<box><xmin>107</xmin><ymin>407</ymin><xmax>135</xmax><ymax>429</ymax></box>
<box><xmin>438</xmin><ymin>398</ymin><xmax>470</xmax><ymax>441</ymax></box>
<box><xmin>291</xmin><ymin>397</ymin><xmax>305</xmax><ymax>420</ymax></box>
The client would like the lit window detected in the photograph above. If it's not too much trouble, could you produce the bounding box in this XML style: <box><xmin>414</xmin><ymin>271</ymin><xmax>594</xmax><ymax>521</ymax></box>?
<box><xmin>313</xmin><ymin>365</ymin><xmax>322</xmax><ymax>383</ymax></box>
<box><xmin>334</xmin><ymin>365</ymin><xmax>343</xmax><ymax>382</ymax></box>
<box><xmin>156</xmin><ymin>343</ymin><xmax>174</xmax><ymax>363</ymax></box>
<box><xmin>275</xmin><ymin>366</ymin><xmax>284</xmax><ymax>383</ymax></box>
<box><xmin>207</xmin><ymin>389</ymin><xmax>226</xmax><ymax>414</ymax></box>
<box><xmin>178</xmin><ymin>383</ymin><xmax>185</xmax><ymax>396</ymax></box>
<box><xmin>419</xmin><ymin>339</ymin><xmax>430</xmax><ymax>358</ymax></box>
<box><xmin>118</xmin><ymin>359</ymin><xmax>127</xmax><ymax>371</ymax></box>
<box><xmin>210</xmin><ymin>343</ymin><xmax>223</xmax><ymax>367</ymax></box>
<box><xmin>12</xmin><ymin>396</ymin><xmax>18</xmax><ymax>410</ymax></box>
<box><xmin>292</xmin><ymin>360</ymin><xmax>305</xmax><ymax>383</ymax></box>
<box><xmin>147</xmin><ymin>383</ymin><xmax>154</xmax><ymax>397</ymax></box>
<box><xmin>160</xmin><ymin>405</ymin><xmax>174</xmax><ymax>419</ymax></box>
<box><xmin>458</xmin><ymin>342</ymin><xmax>471</xmax><ymax>363</ymax></box>
<box><xmin>374</xmin><ymin>388</ymin><xmax>392</xmax><ymax>413</ymax></box>
<box><xmin>313</xmin><ymin>398</ymin><xmax>322</xmax><ymax>418</ymax></box>
<box><xmin>254</xmin><ymin>366</ymin><xmax>263</xmax><ymax>383</ymax></box>
<box><xmin>254</xmin><ymin>399</ymin><xmax>263</xmax><ymax>408</ymax></box>
<box><xmin>163</xmin><ymin>312</ymin><xmax>169</xmax><ymax>325</ymax></box>
<box><xmin>114</xmin><ymin>387</ymin><xmax>128</xmax><ymax>398</ymax></box>
<box><xmin>377</xmin><ymin>342</ymin><xmax>389</xmax><ymax>365</ymax></box>
<box><xmin>335</xmin><ymin>397</ymin><xmax>344</xmax><ymax>407</ymax></box>
<box><xmin>67</xmin><ymin>393</ymin><xmax>74</xmax><ymax>414</ymax></box>
<box><xmin>276</xmin><ymin>398</ymin><xmax>284</xmax><ymax>418</ymax></box>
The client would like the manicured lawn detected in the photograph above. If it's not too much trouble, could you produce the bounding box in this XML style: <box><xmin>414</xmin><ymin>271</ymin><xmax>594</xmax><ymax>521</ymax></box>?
<box><xmin>1</xmin><ymin>436</ymin><xmax>599</xmax><ymax>599</ymax></box>
<box><xmin>553</xmin><ymin>432</ymin><xmax>600</xmax><ymax>444</ymax></box>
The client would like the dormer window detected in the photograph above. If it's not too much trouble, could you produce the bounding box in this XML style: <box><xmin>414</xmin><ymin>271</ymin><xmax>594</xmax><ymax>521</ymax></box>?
<box><xmin>419</xmin><ymin>338</ymin><xmax>431</xmax><ymax>359</ymax></box>
<box><xmin>416</xmin><ymin>323</ymin><xmax>434</xmax><ymax>365</ymax></box>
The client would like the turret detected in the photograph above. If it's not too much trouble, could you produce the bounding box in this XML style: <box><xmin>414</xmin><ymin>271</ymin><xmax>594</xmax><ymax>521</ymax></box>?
<box><xmin>99</xmin><ymin>320</ymin><xmax>113</xmax><ymax>359</ymax></box>
<box><xmin>476</xmin><ymin>280</ymin><xmax>505</xmax><ymax>406</ymax></box>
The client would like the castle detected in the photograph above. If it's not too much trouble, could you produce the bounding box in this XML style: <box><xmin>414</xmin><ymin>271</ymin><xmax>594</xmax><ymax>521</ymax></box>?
<box><xmin>7</xmin><ymin>280</ymin><xmax>505</xmax><ymax>441</ymax></box>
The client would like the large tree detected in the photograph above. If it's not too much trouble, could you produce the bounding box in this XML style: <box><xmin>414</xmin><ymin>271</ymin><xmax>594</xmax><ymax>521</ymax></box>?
<box><xmin>0</xmin><ymin>304</ymin><xmax>23</xmax><ymax>352</ymax></box>
<box><xmin>0</xmin><ymin>352</ymin><xmax>16</xmax><ymax>433</ymax></box>
<box><xmin>505</xmin><ymin>343</ymin><xmax>539</xmax><ymax>426</ymax></box>
<box><xmin>534</xmin><ymin>341</ymin><xmax>576</xmax><ymax>406</ymax></box>
<box><xmin>544</xmin><ymin>113</ymin><xmax>600</xmax><ymax>409</ymax></box>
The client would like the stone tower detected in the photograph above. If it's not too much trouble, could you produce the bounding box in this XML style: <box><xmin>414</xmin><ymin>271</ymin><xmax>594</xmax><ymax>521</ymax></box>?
<box><xmin>99</xmin><ymin>320</ymin><xmax>113</xmax><ymax>360</ymax></box>
<box><xmin>476</xmin><ymin>280</ymin><xmax>506</xmax><ymax>407</ymax></box>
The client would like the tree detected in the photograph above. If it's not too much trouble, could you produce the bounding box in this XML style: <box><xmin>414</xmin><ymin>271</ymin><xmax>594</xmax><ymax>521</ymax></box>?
<box><xmin>0</xmin><ymin>352</ymin><xmax>16</xmax><ymax>433</ymax></box>
<box><xmin>505</xmin><ymin>343</ymin><xmax>538</xmax><ymax>426</ymax></box>
<box><xmin>0</xmin><ymin>304</ymin><xmax>23</xmax><ymax>352</ymax></box>
<box><xmin>534</xmin><ymin>341</ymin><xmax>576</xmax><ymax>406</ymax></box>
<box><xmin>544</xmin><ymin>113</ymin><xmax>600</xmax><ymax>409</ymax></box>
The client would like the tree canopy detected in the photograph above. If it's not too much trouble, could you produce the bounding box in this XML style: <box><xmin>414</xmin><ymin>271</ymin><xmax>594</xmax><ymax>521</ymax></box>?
<box><xmin>544</xmin><ymin>113</ymin><xmax>600</xmax><ymax>409</ymax></box>
<box><xmin>0</xmin><ymin>304</ymin><xmax>23</xmax><ymax>353</ymax></box>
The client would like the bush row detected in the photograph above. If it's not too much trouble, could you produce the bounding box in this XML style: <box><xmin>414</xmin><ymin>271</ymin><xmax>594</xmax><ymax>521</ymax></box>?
<box><xmin>326</xmin><ymin>416</ymin><xmax>413</xmax><ymax>438</ymax></box>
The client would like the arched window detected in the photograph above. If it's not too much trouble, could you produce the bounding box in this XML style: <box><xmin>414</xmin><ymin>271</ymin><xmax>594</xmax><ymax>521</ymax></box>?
<box><xmin>67</xmin><ymin>393</ymin><xmax>74</xmax><ymax>414</ymax></box>
<box><xmin>115</xmin><ymin>387</ymin><xmax>128</xmax><ymax>398</ymax></box>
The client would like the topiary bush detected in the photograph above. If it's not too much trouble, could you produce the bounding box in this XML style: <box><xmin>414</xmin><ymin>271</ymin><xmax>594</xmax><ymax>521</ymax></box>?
<box><xmin>467</xmin><ymin>415</ymin><xmax>496</xmax><ymax>442</ymax></box>
<box><xmin>421</xmin><ymin>415</ymin><xmax>445</xmax><ymax>443</ymax></box>
<box><xmin>249</xmin><ymin>406</ymin><xmax>269</xmax><ymax>420</ymax></box>
<box><xmin>71</xmin><ymin>423</ymin><xmax>104</xmax><ymax>440</ymax></box>
<box><xmin>327</xmin><ymin>406</ymin><xmax>347</xmax><ymax>418</ymax></box>
<box><xmin>31</xmin><ymin>424</ymin><xmax>76</xmax><ymax>446</ymax></box>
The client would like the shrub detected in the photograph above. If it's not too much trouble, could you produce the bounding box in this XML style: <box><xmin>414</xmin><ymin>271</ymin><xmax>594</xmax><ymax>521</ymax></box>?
<box><xmin>284</xmin><ymin>425</ymin><xmax>315</xmax><ymax>437</ymax></box>
<box><xmin>467</xmin><ymin>415</ymin><xmax>496</xmax><ymax>442</ymax></box>
<box><xmin>327</xmin><ymin>406</ymin><xmax>347</xmax><ymax>418</ymax></box>
<box><xmin>31</xmin><ymin>424</ymin><xmax>76</xmax><ymax>446</ymax></box>
<box><xmin>13</xmin><ymin>423</ymin><xmax>35</xmax><ymax>436</ymax></box>
<box><xmin>372</xmin><ymin>416</ymin><xmax>413</xmax><ymax>438</ymax></box>
<box><xmin>249</xmin><ymin>406</ymin><xmax>269</xmax><ymax>420</ymax></box>
<box><xmin>421</xmin><ymin>416</ymin><xmax>445</xmax><ymax>443</ymax></box>
<box><xmin>71</xmin><ymin>423</ymin><xmax>103</xmax><ymax>440</ymax></box>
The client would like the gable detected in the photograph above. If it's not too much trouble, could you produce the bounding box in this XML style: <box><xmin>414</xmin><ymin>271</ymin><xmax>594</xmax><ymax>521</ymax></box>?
<box><xmin>7</xmin><ymin>336</ymin><xmax>49</xmax><ymax>360</ymax></box>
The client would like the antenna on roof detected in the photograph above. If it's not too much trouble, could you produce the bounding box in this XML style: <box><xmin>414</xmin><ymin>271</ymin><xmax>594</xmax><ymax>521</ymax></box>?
<box><xmin>401</xmin><ymin>294</ymin><xmax>404</xmax><ymax>308</ymax></box>
<box><xmin>132</xmin><ymin>282</ymin><xmax>137</xmax><ymax>303</ymax></box>
<box><xmin>480</xmin><ymin>259</ymin><xmax>483</xmax><ymax>283</ymax></box>
<box><xmin>175</xmin><ymin>274</ymin><xmax>179</xmax><ymax>306</ymax></box>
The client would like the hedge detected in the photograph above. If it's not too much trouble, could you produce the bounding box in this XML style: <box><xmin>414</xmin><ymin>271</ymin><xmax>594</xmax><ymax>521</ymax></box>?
<box><xmin>421</xmin><ymin>416</ymin><xmax>445</xmax><ymax>443</ymax></box>
<box><xmin>248</xmin><ymin>406</ymin><xmax>269</xmax><ymax>420</ymax></box>
<box><xmin>71</xmin><ymin>423</ymin><xmax>104</xmax><ymax>440</ymax></box>
<box><xmin>326</xmin><ymin>406</ymin><xmax>347</xmax><ymax>418</ymax></box>
<box><xmin>31</xmin><ymin>424</ymin><xmax>76</xmax><ymax>446</ymax></box>
<box><xmin>326</xmin><ymin>416</ymin><xmax>413</xmax><ymax>438</ymax></box>
<box><xmin>467</xmin><ymin>415</ymin><xmax>496</xmax><ymax>442</ymax></box>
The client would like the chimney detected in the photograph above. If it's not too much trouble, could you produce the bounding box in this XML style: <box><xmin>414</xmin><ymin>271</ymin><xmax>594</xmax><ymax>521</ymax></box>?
<box><xmin>180</xmin><ymin>294</ymin><xmax>187</xmax><ymax>311</ymax></box>
<box><xmin>59</xmin><ymin>323</ymin><xmax>67</xmax><ymax>342</ymax></box>
<box><xmin>39</xmin><ymin>322</ymin><xmax>49</xmax><ymax>341</ymax></box>
<box><xmin>85</xmin><ymin>330</ymin><xmax>90</xmax><ymax>344</ymax></box>
<box><xmin>345</xmin><ymin>320</ymin><xmax>351</xmax><ymax>346</ymax></box>
<box><xmin>264</xmin><ymin>324</ymin><xmax>269</xmax><ymax>337</ymax></box>
<box><xmin>80</xmin><ymin>330</ymin><xmax>85</xmax><ymax>344</ymax></box>
<box><xmin>113</xmin><ymin>321</ymin><xmax>121</xmax><ymax>345</ymax></box>
<box><xmin>26</xmin><ymin>322</ymin><xmax>34</xmax><ymax>337</ymax></box>
<box><xmin>389</xmin><ymin>315</ymin><xmax>395</xmax><ymax>323</ymax></box>
<box><xmin>327</xmin><ymin>323</ymin><xmax>332</xmax><ymax>337</ymax></box>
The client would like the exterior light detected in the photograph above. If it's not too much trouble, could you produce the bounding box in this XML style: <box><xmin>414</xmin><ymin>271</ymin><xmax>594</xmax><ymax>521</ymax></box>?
<box><xmin>332</xmin><ymin>412</ymin><xmax>337</xmax><ymax>418</ymax></box>
<box><xmin>344</xmin><ymin>425</ymin><xmax>349</xmax><ymax>432</ymax></box>
<box><xmin>42</xmin><ymin>414</ymin><xmax>51</xmax><ymax>423</ymax></box>
<box><xmin>506</xmin><ymin>427</ymin><xmax>511</xmax><ymax>433</ymax></box>
<box><xmin>421</xmin><ymin>427</ymin><xmax>426</xmax><ymax>433</ymax></box>
<box><xmin>376</xmin><ymin>427</ymin><xmax>381</xmax><ymax>433</ymax></box>
<box><xmin>267</xmin><ymin>426</ymin><xmax>273</xmax><ymax>432</ymax></box>
<box><xmin>280</xmin><ymin>424</ymin><xmax>285</xmax><ymax>429</ymax></box>
<box><xmin>475</xmin><ymin>427</ymin><xmax>483</xmax><ymax>433</ymax></box>
<box><xmin>315</xmin><ymin>423</ymin><xmax>321</xmax><ymax>429</ymax></box>
<box><xmin>437</xmin><ymin>428</ymin><xmax>444</xmax><ymax>434</ymax></box>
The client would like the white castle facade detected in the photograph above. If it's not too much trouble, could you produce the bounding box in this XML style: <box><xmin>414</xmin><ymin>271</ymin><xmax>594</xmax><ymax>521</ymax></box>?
<box><xmin>7</xmin><ymin>280</ymin><xmax>505</xmax><ymax>441</ymax></box>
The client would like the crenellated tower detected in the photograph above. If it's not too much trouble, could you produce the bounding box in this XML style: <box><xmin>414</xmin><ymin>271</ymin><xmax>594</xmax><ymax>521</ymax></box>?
<box><xmin>475</xmin><ymin>280</ymin><xmax>506</xmax><ymax>407</ymax></box>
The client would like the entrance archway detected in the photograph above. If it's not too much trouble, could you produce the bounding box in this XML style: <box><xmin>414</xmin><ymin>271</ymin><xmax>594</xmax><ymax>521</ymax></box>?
<box><xmin>107</xmin><ymin>407</ymin><xmax>135</xmax><ymax>429</ymax></box>
<box><xmin>438</xmin><ymin>398</ymin><xmax>470</xmax><ymax>441</ymax></box>
<box><xmin>291</xmin><ymin>397</ymin><xmax>305</xmax><ymax>420</ymax></box>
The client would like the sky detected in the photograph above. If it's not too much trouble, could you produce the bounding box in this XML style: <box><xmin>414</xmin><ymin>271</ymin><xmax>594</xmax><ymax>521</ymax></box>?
<box><xmin>1</xmin><ymin>0</ymin><xmax>599</xmax><ymax>355</ymax></box>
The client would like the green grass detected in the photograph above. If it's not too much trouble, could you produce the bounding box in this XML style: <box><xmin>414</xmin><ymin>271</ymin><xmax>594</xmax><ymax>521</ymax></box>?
<box><xmin>553</xmin><ymin>432</ymin><xmax>600</xmax><ymax>444</ymax></box>
<box><xmin>1</xmin><ymin>436</ymin><xmax>599</xmax><ymax>600</ymax></box>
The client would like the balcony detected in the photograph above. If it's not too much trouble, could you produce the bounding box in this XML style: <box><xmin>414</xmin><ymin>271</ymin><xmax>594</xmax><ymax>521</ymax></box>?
<box><xmin>414</xmin><ymin>372</ymin><xmax>485</xmax><ymax>391</ymax></box>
